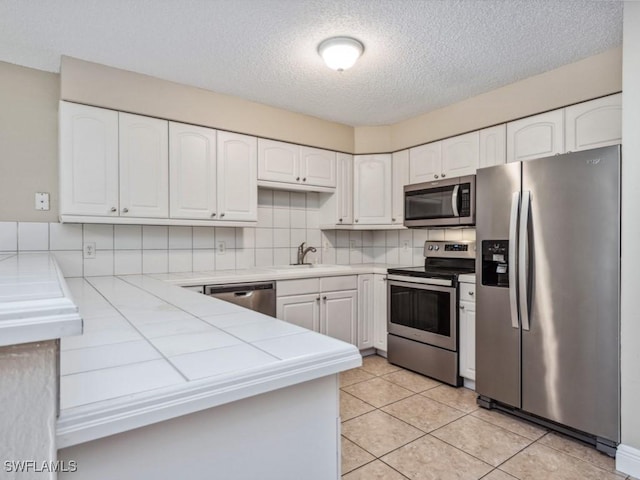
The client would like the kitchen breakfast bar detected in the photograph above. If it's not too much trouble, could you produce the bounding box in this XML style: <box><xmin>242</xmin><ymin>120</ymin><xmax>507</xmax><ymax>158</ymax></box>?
<box><xmin>1</xmin><ymin>253</ymin><xmax>361</xmax><ymax>480</ymax></box>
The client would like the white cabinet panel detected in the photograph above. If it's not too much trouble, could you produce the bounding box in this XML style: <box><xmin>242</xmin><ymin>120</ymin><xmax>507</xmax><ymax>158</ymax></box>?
<box><xmin>565</xmin><ymin>93</ymin><xmax>622</xmax><ymax>152</ymax></box>
<box><xmin>300</xmin><ymin>147</ymin><xmax>336</xmax><ymax>187</ymax></box>
<box><xmin>479</xmin><ymin>124</ymin><xmax>507</xmax><ymax>169</ymax></box>
<box><xmin>59</xmin><ymin>102</ymin><xmax>119</xmax><ymax>216</ymax></box>
<box><xmin>358</xmin><ymin>275</ymin><xmax>374</xmax><ymax>349</ymax></box>
<box><xmin>459</xmin><ymin>300</ymin><xmax>476</xmax><ymax>381</ymax></box>
<box><xmin>169</xmin><ymin>122</ymin><xmax>217</xmax><ymax>220</ymax></box>
<box><xmin>507</xmin><ymin>110</ymin><xmax>564</xmax><ymax>163</ymax></box>
<box><xmin>277</xmin><ymin>294</ymin><xmax>320</xmax><ymax>332</ymax></box>
<box><xmin>373</xmin><ymin>275</ymin><xmax>387</xmax><ymax>352</ymax></box>
<box><xmin>442</xmin><ymin>131</ymin><xmax>479</xmax><ymax>178</ymax></box>
<box><xmin>258</xmin><ymin>139</ymin><xmax>299</xmax><ymax>184</ymax></box>
<box><xmin>353</xmin><ymin>154</ymin><xmax>392</xmax><ymax>225</ymax></box>
<box><xmin>217</xmin><ymin>132</ymin><xmax>257</xmax><ymax>222</ymax></box>
<box><xmin>409</xmin><ymin>142</ymin><xmax>441</xmax><ymax>183</ymax></box>
<box><xmin>392</xmin><ymin>150</ymin><xmax>409</xmax><ymax>225</ymax></box>
<box><xmin>336</xmin><ymin>153</ymin><xmax>353</xmax><ymax>225</ymax></box>
<box><xmin>321</xmin><ymin>290</ymin><xmax>357</xmax><ymax>345</ymax></box>
<box><xmin>119</xmin><ymin>113</ymin><xmax>169</xmax><ymax>218</ymax></box>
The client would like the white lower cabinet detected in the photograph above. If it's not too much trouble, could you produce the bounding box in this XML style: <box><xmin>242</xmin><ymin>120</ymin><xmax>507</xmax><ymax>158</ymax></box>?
<box><xmin>276</xmin><ymin>276</ymin><xmax>358</xmax><ymax>346</ymax></box>
<box><xmin>459</xmin><ymin>282</ymin><xmax>476</xmax><ymax>382</ymax></box>
<box><xmin>358</xmin><ymin>274</ymin><xmax>387</xmax><ymax>353</ymax></box>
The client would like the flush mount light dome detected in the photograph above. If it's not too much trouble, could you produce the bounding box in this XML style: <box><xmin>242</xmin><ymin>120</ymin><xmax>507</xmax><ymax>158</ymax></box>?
<box><xmin>318</xmin><ymin>36</ymin><xmax>364</xmax><ymax>72</ymax></box>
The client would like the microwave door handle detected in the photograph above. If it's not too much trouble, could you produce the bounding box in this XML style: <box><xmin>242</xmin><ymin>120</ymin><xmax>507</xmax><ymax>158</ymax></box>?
<box><xmin>509</xmin><ymin>191</ymin><xmax>520</xmax><ymax>329</ymax></box>
<box><xmin>519</xmin><ymin>190</ymin><xmax>531</xmax><ymax>331</ymax></box>
<box><xmin>451</xmin><ymin>185</ymin><xmax>460</xmax><ymax>217</ymax></box>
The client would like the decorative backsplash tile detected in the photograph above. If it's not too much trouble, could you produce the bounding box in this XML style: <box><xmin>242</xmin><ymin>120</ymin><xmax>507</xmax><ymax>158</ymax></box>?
<box><xmin>0</xmin><ymin>189</ymin><xmax>475</xmax><ymax>277</ymax></box>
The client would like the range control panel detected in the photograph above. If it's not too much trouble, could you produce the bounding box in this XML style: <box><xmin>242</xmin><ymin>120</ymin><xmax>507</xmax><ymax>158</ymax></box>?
<box><xmin>424</xmin><ymin>241</ymin><xmax>476</xmax><ymax>259</ymax></box>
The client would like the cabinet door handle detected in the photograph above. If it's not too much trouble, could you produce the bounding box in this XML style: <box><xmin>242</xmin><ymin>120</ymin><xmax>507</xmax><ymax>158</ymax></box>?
<box><xmin>211</xmin><ymin>213</ymin><xmax>217</xmax><ymax>217</ymax></box>
<box><xmin>110</xmin><ymin>207</ymin><xmax>117</xmax><ymax>212</ymax></box>
<box><xmin>355</xmin><ymin>219</ymin><xmax>359</xmax><ymax>223</ymax></box>
<box><xmin>296</xmin><ymin>177</ymin><xmax>300</xmax><ymax>181</ymax></box>
<box><xmin>441</xmin><ymin>173</ymin><xmax>446</xmax><ymax>178</ymax></box>
<box><xmin>434</xmin><ymin>174</ymin><xmax>439</xmax><ymax>179</ymax></box>
<box><xmin>338</xmin><ymin>218</ymin><xmax>343</xmax><ymax>223</ymax></box>
<box><xmin>316</xmin><ymin>297</ymin><xmax>320</xmax><ymax>302</ymax></box>
<box><xmin>392</xmin><ymin>217</ymin><xmax>396</xmax><ymax>222</ymax></box>
<box><xmin>469</xmin><ymin>291</ymin><xmax>474</xmax><ymax>296</ymax></box>
<box><xmin>460</xmin><ymin>305</ymin><xmax>465</xmax><ymax>310</ymax></box>
<box><xmin>220</xmin><ymin>213</ymin><xmax>225</xmax><ymax>218</ymax></box>
<box><xmin>303</xmin><ymin>177</ymin><xmax>307</xmax><ymax>182</ymax></box>
<box><xmin>122</xmin><ymin>208</ymin><xmax>129</xmax><ymax>213</ymax></box>
<box><xmin>323</xmin><ymin>296</ymin><xmax>327</xmax><ymax>301</ymax></box>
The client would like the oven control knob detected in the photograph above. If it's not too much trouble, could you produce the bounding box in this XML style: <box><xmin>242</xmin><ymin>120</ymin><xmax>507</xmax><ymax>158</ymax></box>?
<box><xmin>433</xmin><ymin>245</ymin><xmax>440</xmax><ymax>251</ymax></box>
<box><xmin>427</xmin><ymin>245</ymin><xmax>433</xmax><ymax>250</ymax></box>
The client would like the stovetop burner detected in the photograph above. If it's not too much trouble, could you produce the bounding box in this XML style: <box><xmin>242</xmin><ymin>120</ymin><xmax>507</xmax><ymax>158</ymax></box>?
<box><xmin>387</xmin><ymin>241</ymin><xmax>476</xmax><ymax>280</ymax></box>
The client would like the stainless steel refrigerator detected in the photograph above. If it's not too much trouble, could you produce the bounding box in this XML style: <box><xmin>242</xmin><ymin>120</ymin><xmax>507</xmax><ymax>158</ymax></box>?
<box><xmin>475</xmin><ymin>145</ymin><xmax>620</xmax><ymax>455</ymax></box>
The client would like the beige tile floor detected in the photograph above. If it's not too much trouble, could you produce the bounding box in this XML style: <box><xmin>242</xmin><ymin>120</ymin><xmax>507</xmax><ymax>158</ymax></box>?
<box><xmin>340</xmin><ymin>355</ymin><xmax>634</xmax><ymax>480</ymax></box>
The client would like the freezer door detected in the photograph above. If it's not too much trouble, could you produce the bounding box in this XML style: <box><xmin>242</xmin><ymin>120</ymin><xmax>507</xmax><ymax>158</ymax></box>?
<box><xmin>521</xmin><ymin>146</ymin><xmax>620</xmax><ymax>442</ymax></box>
<box><xmin>475</xmin><ymin>162</ymin><xmax>522</xmax><ymax>408</ymax></box>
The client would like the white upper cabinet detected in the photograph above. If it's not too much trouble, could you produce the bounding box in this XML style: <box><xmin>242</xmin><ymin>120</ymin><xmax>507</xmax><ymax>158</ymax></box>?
<box><xmin>565</xmin><ymin>93</ymin><xmax>622</xmax><ymax>152</ymax></box>
<box><xmin>59</xmin><ymin>102</ymin><xmax>119</xmax><ymax>216</ymax></box>
<box><xmin>217</xmin><ymin>131</ymin><xmax>257</xmax><ymax>222</ymax></box>
<box><xmin>507</xmin><ymin>110</ymin><xmax>564</xmax><ymax>163</ymax></box>
<box><xmin>258</xmin><ymin>139</ymin><xmax>299</xmax><ymax>184</ymax></box>
<box><xmin>336</xmin><ymin>153</ymin><xmax>353</xmax><ymax>225</ymax></box>
<box><xmin>169</xmin><ymin>122</ymin><xmax>217</xmax><ymax>220</ymax></box>
<box><xmin>392</xmin><ymin>150</ymin><xmax>409</xmax><ymax>225</ymax></box>
<box><xmin>409</xmin><ymin>142</ymin><xmax>441</xmax><ymax>183</ymax></box>
<box><xmin>300</xmin><ymin>146</ymin><xmax>336</xmax><ymax>187</ymax></box>
<box><xmin>119</xmin><ymin>113</ymin><xmax>169</xmax><ymax>218</ymax></box>
<box><xmin>479</xmin><ymin>125</ymin><xmax>507</xmax><ymax>169</ymax></box>
<box><xmin>353</xmin><ymin>154</ymin><xmax>392</xmax><ymax>225</ymax></box>
<box><xmin>441</xmin><ymin>131</ymin><xmax>479</xmax><ymax>178</ymax></box>
<box><xmin>258</xmin><ymin>140</ymin><xmax>336</xmax><ymax>190</ymax></box>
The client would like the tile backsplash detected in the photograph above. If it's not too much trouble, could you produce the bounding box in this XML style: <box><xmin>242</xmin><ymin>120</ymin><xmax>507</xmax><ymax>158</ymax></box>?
<box><xmin>0</xmin><ymin>190</ymin><xmax>475</xmax><ymax>278</ymax></box>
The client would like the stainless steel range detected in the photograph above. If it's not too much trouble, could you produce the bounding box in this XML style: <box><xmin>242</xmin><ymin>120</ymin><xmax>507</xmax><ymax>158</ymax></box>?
<box><xmin>387</xmin><ymin>241</ymin><xmax>475</xmax><ymax>386</ymax></box>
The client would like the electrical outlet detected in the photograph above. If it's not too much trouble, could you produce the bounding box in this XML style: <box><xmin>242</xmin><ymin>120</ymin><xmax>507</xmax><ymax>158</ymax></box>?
<box><xmin>35</xmin><ymin>192</ymin><xmax>50</xmax><ymax>211</ymax></box>
<box><xmin>350</xmin><ymin>240</ymin><xmax>356</xmax><ymax>250</ymax></box>
<box><xmin>217</xmin><ymin>241</ymin><xmax>226</xmax><ymax>254</ymax></box>
<box><xmin>83</xmin><ymin>242</ymin><xmax>96</xmax><ymax>259</ymax></box>
<box><xmin>402</xmin><ymin>241</ymin><xmax>410</xmax><ymax>251</ymax></box>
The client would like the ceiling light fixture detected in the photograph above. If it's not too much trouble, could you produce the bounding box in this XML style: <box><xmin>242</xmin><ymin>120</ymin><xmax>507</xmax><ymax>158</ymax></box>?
<box><xmin>318</xmin><ymin>37</ymin><xmax>364</xmax><ymax>72</ymax></box>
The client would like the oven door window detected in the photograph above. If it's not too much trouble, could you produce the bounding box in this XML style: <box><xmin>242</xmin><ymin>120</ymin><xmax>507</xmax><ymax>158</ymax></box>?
<box><xmin>388</xmin><ymin>282</ymin><xmax>457</xmax><ymax>351</ymax></box>
<box><xmin>405</xmin><ymin>185</ymin><xmax>457</xmax><ymax>220</ymax></box>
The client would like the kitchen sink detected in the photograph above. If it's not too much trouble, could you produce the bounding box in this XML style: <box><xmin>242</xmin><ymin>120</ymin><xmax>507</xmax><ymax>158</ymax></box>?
<box><xmin>270</xmin><ymin>264</ymin><xmax>351</xmax><ymax>272</ymax></box>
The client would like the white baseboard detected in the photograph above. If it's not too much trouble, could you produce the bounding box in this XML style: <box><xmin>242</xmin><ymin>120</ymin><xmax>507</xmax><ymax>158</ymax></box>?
<box><xmin>616</xmin><ymin>443</ymin><xmax>640</xmax><ymax>477</ymax></box>
<box><xmin>463</xmin><ymin>378</ymin><xmax>476</xmax><ymax>391</ymax></box>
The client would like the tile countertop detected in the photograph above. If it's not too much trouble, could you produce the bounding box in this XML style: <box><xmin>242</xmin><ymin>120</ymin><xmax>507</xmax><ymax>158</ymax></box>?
<box><xmin>56</xmin><ymin>274</ymin><xmax>362</xmax><ymax>449</ymax></box>
<box><xmin>0</xmin><ymin>253</ymin><xmax>82</xmax><ymax>347</ymax></box>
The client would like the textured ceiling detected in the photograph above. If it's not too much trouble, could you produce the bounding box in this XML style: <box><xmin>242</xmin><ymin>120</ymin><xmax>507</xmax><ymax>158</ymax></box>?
<box><xmin>0</xmin><ymin>0</ymin><xmax>623</xmax><ymax>126</ymax></box>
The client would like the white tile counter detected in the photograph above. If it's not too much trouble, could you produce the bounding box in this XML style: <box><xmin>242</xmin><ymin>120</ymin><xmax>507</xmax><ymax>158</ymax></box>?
<box><xmin>0</xmin><ymin>253</ymin><xmax>82</xmax><ymax>346</ymax></box>
<box><xmin>56</xmin><ymin>274</ymin><xmax>362</xmax><ymax>448</ymax></box>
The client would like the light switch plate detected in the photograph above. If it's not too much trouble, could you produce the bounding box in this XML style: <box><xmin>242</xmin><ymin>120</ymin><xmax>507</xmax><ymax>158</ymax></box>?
<box><xmin>35</xmin><ymin>192</ymin><xmax>50</xmax><ymax>211</ymax></box>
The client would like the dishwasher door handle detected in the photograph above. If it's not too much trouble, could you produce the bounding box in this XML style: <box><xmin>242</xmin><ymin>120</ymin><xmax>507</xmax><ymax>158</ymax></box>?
<box><xmin>234</xmin><ymin>291</ymin><xmax>254</xmax><ymax>298</ymax></box>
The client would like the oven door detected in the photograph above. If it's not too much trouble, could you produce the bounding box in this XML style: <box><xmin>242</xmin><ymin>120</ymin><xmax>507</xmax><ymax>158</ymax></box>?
<box><xmin>387</xmin><ymin>278</ymin><xmax>457</xmax><ymax>351</ymax></box>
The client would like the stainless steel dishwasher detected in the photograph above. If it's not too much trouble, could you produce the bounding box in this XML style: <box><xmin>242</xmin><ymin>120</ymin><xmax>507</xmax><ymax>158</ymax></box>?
<box><xmin>204</xmin><ymin>282</ymin><xmax>276</xmax><ymax>317</ymax></box>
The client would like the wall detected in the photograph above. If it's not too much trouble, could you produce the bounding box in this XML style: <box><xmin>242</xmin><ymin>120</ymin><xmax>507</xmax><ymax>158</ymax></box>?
<box><xmin>59</xmin><ymin>56</ymin><xmax>354</xmax><ymax>153</ymax></box>
<box><xmin>0</xmin><ymin>62</ymin><xmax>59</xmax><ymax>223</ymax></box>
<box><xmin>0</xmin><ymin>190</ymin><xmax>474</xmax><ymax>277</ymax></box>
<box><xmin>354</xmin><ymin>47</ymin><xmax>622</xmax><ymax>154</ymax></box>
<box><xmin>619</xmin><ymin>0</ymin><xmax>640</xmax><ymax>472</ymax></box>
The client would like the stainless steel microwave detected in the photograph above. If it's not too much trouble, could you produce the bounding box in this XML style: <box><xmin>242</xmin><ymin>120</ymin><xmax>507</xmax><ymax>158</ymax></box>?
<box><xmin>404</xmin><ymin>175</ymin><xmax>475</xmax><ymax>228</ymax></box>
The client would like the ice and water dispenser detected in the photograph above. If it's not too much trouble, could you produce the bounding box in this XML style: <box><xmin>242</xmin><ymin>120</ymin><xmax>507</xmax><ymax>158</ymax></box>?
<box><xmin>481</xmin><ymin>240</ymin><xmax>509</xmax><ymax>287</ymax></box>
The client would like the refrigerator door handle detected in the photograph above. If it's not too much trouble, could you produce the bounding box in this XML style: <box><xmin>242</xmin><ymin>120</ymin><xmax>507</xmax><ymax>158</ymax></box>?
<box><xmin>509</xmin><ymin>191</ymin><xmax>520</xmax><ymax>329</ymax></box>
<box><xmin>451</xmin><ymin>185</ymin><xmax>460</xmax><ymax>217</ymax></box>
<box><xmin>519</xmin><ymin>190</ymin><xmax>531</xmax><ymax>331</ymax></box>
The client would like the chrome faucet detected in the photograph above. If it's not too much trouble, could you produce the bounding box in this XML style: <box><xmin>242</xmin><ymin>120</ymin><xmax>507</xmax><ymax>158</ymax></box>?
<box><xmin>296</xmin><ymin>242</ymin><xmax>317</xmax><ymax>265</ymax></box>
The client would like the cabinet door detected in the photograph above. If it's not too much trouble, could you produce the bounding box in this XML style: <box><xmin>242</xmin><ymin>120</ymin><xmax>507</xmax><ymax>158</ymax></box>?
<box><xmin>565</xmin><ymin>93</ymin><xmax>622</xmax><ymax>152</ymax></box>
<box><xmin>321</xmin><ymin>290</ymin><xmax>357</xmax><ymax>345</ymax></box>
<box><xmin>277</xmin><ymin>294</ymin><xmax>320</xmax><ymax>332</ymax></box>
<box><xmin>336</xmin><ymin>153</ymin><xmax>353</xmax><ymax>225</ymax></box>
<box><xmin>257</xmin><ymin>139</ymin><xmax>299</xmax><ymax>184</ymax></box>
<box><xmin>442</xmin><ymin>131</ymin><xmax>479</xmax><ymax>178</ymax></box>
<box><xmin>217</xmin><ymin>132</ymin><xmax>257</xmax><ymax>221</ymax></box>
<box><xmin>373</xmin><ymin>275</ymin><xmax>388</xmax><ymax>352</ymax></box>
<box><xmin>391</xmin><ymin>150</ymin><xmax>409</xmax><ymax>225</ymax></box>
<box><xmin>459</xmin><ymin>300</ymin><xmax>476</xmax><ymax>381</ymax></box>
<box><xmin>479</xmin><ymin>124</ymin><xmax>507</xmax><ymax>169</ymax></box>
<box><xmin>119</xmin><ymin>113</ymin><xmax>169</xmax><ymax>218</ymax></box>
<box><xmin>300</xmin><ymin>146</ymin><xmax>336</xmax><ymax>187</ymax></box>
<box><xmin>353</xmin><ymin>154</ymin><xmax>392</xmax><ymax>225</ymax></box>
<box><xmin>169</xmin><ymin>122</ymin><xmax>217</xmax><ymax>219</ymax></box>
<box><xmin>409</xmin><ymin>142</ymin><xmax>442</xmax><ymax>183</ymax></box>
<box><xmin>506</xmin><ymin>110</ymin><xmax>564</xmax><ymax>163</ymax></box>
<box><xmin>357</xmin><ymin>275</ymin><xmax>374</xmax><ymax>349</ymax></box>
<box><xmin>59</xmin><ymin>102</ymin><xmax>119</xmax><ymax>216</ymax></box>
